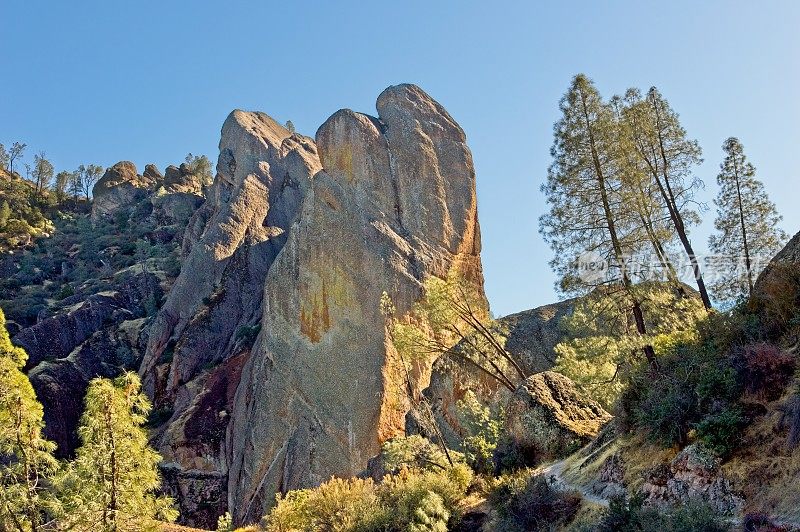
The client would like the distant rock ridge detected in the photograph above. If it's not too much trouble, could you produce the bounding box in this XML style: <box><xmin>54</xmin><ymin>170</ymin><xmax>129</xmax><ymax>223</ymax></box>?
<box><xmin>92</xmin><ymin>161</ymin><xmax>208</xmax><ymax>224</ymax></box>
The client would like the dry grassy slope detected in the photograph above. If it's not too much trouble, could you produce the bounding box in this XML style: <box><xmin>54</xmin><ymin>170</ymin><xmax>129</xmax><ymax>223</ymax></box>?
<box><xmin>553</xmin><ymin>387</ymin><xmax>800</xmax><ymax>527</ymax></box>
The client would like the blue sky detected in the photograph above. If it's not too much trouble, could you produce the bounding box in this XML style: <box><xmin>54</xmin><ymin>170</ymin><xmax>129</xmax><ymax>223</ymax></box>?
<box><xmin>2</xmin><ymin>1</ymin><xmax>798</xmax><ymax>316</ymax></box>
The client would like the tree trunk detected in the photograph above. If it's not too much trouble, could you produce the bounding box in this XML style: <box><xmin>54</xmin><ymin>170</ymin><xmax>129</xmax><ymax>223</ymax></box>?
<box><xmin>650</xmin><ymin>101</ymin><xmax>713</xmax><ymax>310</ymax></box>
<box><xmin>733</xmin><ymin>161</ymin><xmax>754</xmax><ymax>296</ymax></box>
<box><xmin>581</xmin><ymin>90</ymin><xmax>657</xmax><ymax>368</ymax></box>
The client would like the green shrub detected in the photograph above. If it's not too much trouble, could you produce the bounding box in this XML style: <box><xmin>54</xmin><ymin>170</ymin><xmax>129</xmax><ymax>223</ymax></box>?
<box><xmin>262</xmin><ymin>464</ymin><xmax>472</xmax><ymax>532</ymax></box>
<box><xmin>56</xmin><ymin>283</ymin><xmax>74</xmax><ymax>300</ymax></box>
<box><xmin>596</xmin><ymin>494</ymin><xmax>729</xmax><ymax>532</ymax></box>
<box><xmin>488</xmin><ymin>471</ymin><xmax>581</xmax><ymax>531</ymax></box>
<box><xmin>381</xmin><ymin>435</ymin><xmax>463</xmax><ymax>473</ymax></box>
<box><xmin>455</xmin><ymin>390</ymin><xmax>501</xmax><ymax>474</ymax></box>
<box><xmin>695</xmin><ymin>407</ymin><xmax>746</xmax><ymax>458</ymax></box>
<box><xmin>618</xmin><ymin>339</ymin><xmax>740</xmax><ymax>447</ymax></box>
<box><xmin>235</xmin><ymin>324</ymin><xmax>262</xmax><ymax>346</ymax></box>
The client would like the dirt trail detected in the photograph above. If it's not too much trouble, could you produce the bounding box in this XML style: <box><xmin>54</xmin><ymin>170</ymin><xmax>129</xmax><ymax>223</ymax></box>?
<box><xmin>537</xmin><ymin>458</ymin><xmax>609</xmax><ymax>508</ymax></box>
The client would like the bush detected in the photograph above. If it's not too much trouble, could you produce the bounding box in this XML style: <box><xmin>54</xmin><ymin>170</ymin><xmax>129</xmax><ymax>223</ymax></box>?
<box><xmin>381</xmin><ymin>435</ymin><xmax>460</xmax><ymax>473</ymax></box>
<box><xmin>695</xmin><ymin>407</ymin><xmax>746</xmax><ymax>458</ymax></box>
<box><xmin>235</xmin><ymin>324</ymin><xmax>262</xmax><ymax>346</ymax></box>
<box><xmin>56</xmin><ymin>283</ymin><xmax>74</xmax><ymax>300</ymax></box>
<box><xmin>455</xmin><ymin>390</ymin><xmax>501</xmax><ymax>474</ymax></box>
<box><xmin>262</xmin><ymin>464</ymin><xmax>473</xmax><ymax>532</ymax></box>
<box><xmin>618</xmin><ymin>339</ymin><xmax>740</xmax><ymax>447</ymax></box>
<box><xmin>487</xmin><ymin>471</ymin><xmax>581</xmax><ymax>531</ymax></box>
<box><xmin>596</xmin><ymin>494</ymin><xmax>728</xmax><ymax>532</ymax></box>
<box><xmin>732</xmin><ymin>343</ymin><xmax>795</xmax><ymax>401</ymax></box>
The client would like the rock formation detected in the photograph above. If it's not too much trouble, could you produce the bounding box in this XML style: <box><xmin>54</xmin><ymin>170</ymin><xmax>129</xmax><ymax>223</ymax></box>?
<box><xmin>92</xmin><ymin>161</ymin><xmax>158</xmax><ymax>221</ymax></box>
<box><xmin>92</xmin><ymin>161</ymin><xmax>208</xmax><ymax>227</ymax></box>
<box><xmin>138</xmin><ymin>110</ymin><xmax>321</xmax><ymax>527</ymax></box>
<box><xmin>226</xmin><ymin>84</ymin><xmax>483</xmax><ymax>524</ymax></box>
<box><xmin>17</xmin><ymin>272</ymin><xmax>161</xmax><ymax>456</ymax></box>
<box><xmin>496</xmin><ymin>371</ymin><xmax>611</xmax><ymax>468</ymax></box>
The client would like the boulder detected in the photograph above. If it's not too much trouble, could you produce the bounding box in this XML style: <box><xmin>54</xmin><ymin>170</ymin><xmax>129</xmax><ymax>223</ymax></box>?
<box><xmin>227</xmin><ymin>84</ymin><xmax>484</xmax><ymax>524</ymax></box>
<box><xmin>496</xmin><ymin>371</ymin><xmax>611</xmax><ymax>469</ymax></box>
<box><xmin>143</xmin><ymin>163</ymin><xmax>165</xmax><ymax>182</ymax></box>
<box><xmin>410</xmin><ymin>299</ymin><xmax>575</xmax><ymax>447</ymax></box>
<box><xmin>641</xmin><ymin>444</ymin><xmax>744</xmax><ymax>514</ymax></box>
<box><xmin>91</xmin><ymin>161</ymin><xmax>157</xmax><ymax>221</ymax></box>
<box><xmin>752</xmin><ymin>230</ymin><xmax>800</xmax><ymax>334</ymax></box>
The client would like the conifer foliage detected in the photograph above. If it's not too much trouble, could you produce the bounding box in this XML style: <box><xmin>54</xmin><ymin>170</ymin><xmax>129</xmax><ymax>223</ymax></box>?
<box><xmin>709</xmin><ymin>137</ymin><xmax>787</xmax><ymax>304</ymax></box>
<box><xmin>60</xmin><ymin>372</ymin><xmax>177</xmax><ymax>531</ymax></box>
<box><xmin>0</xmin><ymin>309</ymin><xmax>59</xmax><ymax>532</ymax></box>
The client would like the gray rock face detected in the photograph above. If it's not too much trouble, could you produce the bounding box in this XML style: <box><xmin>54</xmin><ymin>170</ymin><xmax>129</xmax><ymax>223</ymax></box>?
<box><xmin>15</xmin><ymin>272</ymin><xmax>161</xmax><ymax>456</ymax></box>
<box><xmin>641</xmin><ymin>444</ymin><xmax>744</xmax><ymax>514</ymax></box>
<box><xmin>138</xmin><ymin>110</ymin><xmax>321</xmax><ymax>528</ymax></box>
<box><xmin>15</xmin><ymin>272</ymin><xmax>161</xmax><ymax>371</ymax></box>
<box><xmin>92</xmin><ymin>161</ymin><xmax>157</xmax><ymax>221</ymax></box>
<box><xmin>496</xmin><ymin>371</ymin><xmax>611</xmax><ymax>468</ymax></box>
<box><xmin>226</xmin><ymin>84</ymin><xmax>484</xmax><ymax>524</ymax></box>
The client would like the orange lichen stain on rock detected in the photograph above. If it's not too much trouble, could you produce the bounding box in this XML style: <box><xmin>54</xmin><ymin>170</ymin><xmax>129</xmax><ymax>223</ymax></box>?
<box><xmin>376</xmin><ymin>333</ymin><xmax>409</xmax><ymax>443</ymax></box>
<box><xmin>332</xmin><ymin>144</ymin><xmax>354</xmax><ymax>182</ymax></box>
<box><xmin>300</xmin><ymin>280</ymin><xmax>331</xmax><ymax>343</ymax></box>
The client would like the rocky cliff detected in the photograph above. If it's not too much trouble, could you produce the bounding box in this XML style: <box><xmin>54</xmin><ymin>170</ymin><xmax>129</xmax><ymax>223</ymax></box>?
<box><xmin>130</xmin><ymin>84</ymin><xmax>484</xmax><ymax>526</ymax></box>
<box><xmin>137</xmin><ymin>110</ymin><xmax>321</xmax><ymax>526</ymax></box>
<box><xmin>226</xmin><ymin>84</ymin><xmax>483</xmax><ymax>524</ymax></box>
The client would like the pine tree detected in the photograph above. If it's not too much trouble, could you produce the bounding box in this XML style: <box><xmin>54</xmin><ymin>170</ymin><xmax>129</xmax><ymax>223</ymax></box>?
<box><xmin>618</xmin><ymin>87</ymin><xmax>712</xmax><ymax>309</ymax></box>
<box><xmin>0</xmin><ymin>144</ymin><xmax>9</xmax><ymax>172</ymax></box>
<box><xmin>0</xmin><ymin>308</ymin><xmax>60</xmax><ymax>532</ymax></box>
<box><xmin>8</xmin><ymin>143</ymin><xmax>26</xmax><ymax>176</ymax></box>
<box><xmin>61</xmin><ymin>372</ymin><xmax>176</xmax><ymax>531</ymax></box>
<box><xmin>52</xmin><ymin>172</ymin><xmax>71</xmax><ymax>205</ymax></box>
<box><xmin>709</xmin><ymin>137</ymin><xmax>787</xmax><ymax>303</ymax></box>
<box><xmin>540</xmin><ymin>74</ymin><xmax>657</xmax><ymax>366</ymax></box>
<box><xmin>30</xmin><ymin>153</ymin><xmax>53</xmax><ymax>200</ymax></box>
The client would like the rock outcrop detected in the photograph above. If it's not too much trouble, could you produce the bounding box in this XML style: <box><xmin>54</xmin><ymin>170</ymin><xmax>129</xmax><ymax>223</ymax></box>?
<box><xmin>92</xmin><ymin>161</ymin><xmax>158</xmax><ymax>221</ymax></box>
<box><xmin>92</xmin><ymin>160</ymin><xmax>209</xmax><ymax>228</ymax></box>
<box><xmin>138</xmin><ymin>110</ymin><xmax>321</xmax><ymax>528</ymax></box>
<box><xmin>16</xmin><ymin>272</ymin><xmax>161</xmax><ymax>455</ymax></box>
<box><xmin>496</xmin><ymin>371</ymin><xmax>611</xmax><ymax>468</ymax></box>
<box><xmin>641</xmin><ymin>444</ymin><xmax>744</xmax><ymax>514</ymax></box>
<box><xmin>411</xmin><ymin>299</ymin><xmax>575</xmax><ymax>446</ymax></box>
<box><xmin>225</xmin><ymin>84</ymin><xmax>483</xmax><ymax>524</ymax></box>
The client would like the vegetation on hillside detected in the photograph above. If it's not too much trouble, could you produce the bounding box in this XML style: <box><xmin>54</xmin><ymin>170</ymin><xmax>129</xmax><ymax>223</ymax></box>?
<box><xmin>0</xmin><ymin>309</ymin><xmax>176</xmax><ymax>531</ymax></box>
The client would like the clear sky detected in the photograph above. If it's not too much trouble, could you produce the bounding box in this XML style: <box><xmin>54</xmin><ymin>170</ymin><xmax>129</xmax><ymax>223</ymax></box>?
<box><xmin>2</xmin><ymin>1</ymin><xmax>799</xmax><ymax>317</ymax></box>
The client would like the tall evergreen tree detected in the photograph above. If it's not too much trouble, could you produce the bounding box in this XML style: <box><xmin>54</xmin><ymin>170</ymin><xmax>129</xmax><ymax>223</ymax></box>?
<box><xmin>709</xmin><ymin>137</ymin><xmax>787</xmax><ymax>303</ymax></box>
<box><xmin>540</xmin><ymin>74</ymin><xmax>656</xmax><ymax>365</ymax></box>
<box><xmin>618</xmin><ymin>87</ymin><xmax>711</xmax><ymax>309</ymax></box>
<box><xmin>0</xmin><ymin>309</ymin><xmax>60</xmax><ymax>532</ymax></box>
<box><xmin>52</xmin><ymin>171</ymin><xmax>71</xmax><ymax>205</ymax></box>
<box><xmin>30</xmin><ymin>153</ymin><xmax>53</xmax><ymax>200</ymax></box>
<box><xmin>61</xmin><ymin>372</ymin><xmax>176</xmax><ymax>531</ymax></box>
<box><xmin>8</xmin><ymin>143</ymin><xmax>26</xmax><ymax>176</ymax></box>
